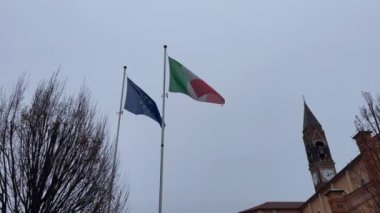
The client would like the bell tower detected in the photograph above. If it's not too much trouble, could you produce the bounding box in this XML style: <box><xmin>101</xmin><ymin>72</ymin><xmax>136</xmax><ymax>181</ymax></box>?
<box><xmin>302</xmin><ymin>102</ymin><xmax>336</xmax><ymax>191</ymax></box>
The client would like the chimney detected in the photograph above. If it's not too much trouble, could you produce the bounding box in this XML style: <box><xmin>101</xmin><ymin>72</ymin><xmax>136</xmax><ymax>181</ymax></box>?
<box><xmin>353</xmin><ymin>131</ymin><xmax>380</xmax><ymax>183</ymax></box>
<box><xmin>353</xmin><ymin>131</ymin><xmax>372</xmax><ymax>153</ymax></box>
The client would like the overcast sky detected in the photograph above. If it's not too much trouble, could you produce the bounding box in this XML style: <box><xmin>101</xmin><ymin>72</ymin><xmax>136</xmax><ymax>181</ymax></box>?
<box><xmin>1</xmin><ymin>1</ymin><xmax>380</xmax><ymax>213</ymax></box>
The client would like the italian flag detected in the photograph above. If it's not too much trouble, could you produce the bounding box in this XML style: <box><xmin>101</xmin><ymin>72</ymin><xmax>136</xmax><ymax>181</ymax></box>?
<box><xmin>168</xmin><ymin>57</ymin><xmax>225</xmax><ymax>105</ymax></box>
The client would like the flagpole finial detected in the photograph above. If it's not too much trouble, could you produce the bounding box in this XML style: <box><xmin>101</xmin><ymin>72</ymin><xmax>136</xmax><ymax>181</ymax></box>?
<box><xmin>164</xmin><ymin>45</ymin><xmax>167</xmax><ymax>49</ymax></box>
<box><xmin>123</xmin><ymin>65</ymin><xmax>127</xmax><ymax>70</ymax></box>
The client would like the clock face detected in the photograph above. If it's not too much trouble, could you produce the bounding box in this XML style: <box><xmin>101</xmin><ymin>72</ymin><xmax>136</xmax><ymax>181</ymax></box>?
<box><xmin>321</xmin><ymin>168</ymin><xmax>335</xmax><ymax>181</ymax></box>
<box><xmin>312</xmin><ymin>172</ymin><xmax>319</xmax><ymax>186</ymax></box>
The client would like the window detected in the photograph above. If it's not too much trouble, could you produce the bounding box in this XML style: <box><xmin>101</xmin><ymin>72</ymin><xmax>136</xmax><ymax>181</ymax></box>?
<box><xmin>315</xmin><ymin>141</ymin><xmax>326</xmax><ymax>159</ymax></box>
<box><xmin>315</xmin><ymin>141</ymin><xmax>324</xmax><ymax>147</ymax></box>
<box><xmin>360</xmin><ymin>177</ymin><xmax>367</xmax><ymax>186</ymax></box>
<box><xmin>337</xmin><ymin>203</ymin><xmax>344</xmax><ymax>209</ymax></box>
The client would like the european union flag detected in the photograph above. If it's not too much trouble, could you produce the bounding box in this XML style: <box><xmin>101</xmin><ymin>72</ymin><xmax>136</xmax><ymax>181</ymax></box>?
<box><xmin>124</xmin><ymin>78</ymin><xmax>162</xmax><ymax>126</ymax></box>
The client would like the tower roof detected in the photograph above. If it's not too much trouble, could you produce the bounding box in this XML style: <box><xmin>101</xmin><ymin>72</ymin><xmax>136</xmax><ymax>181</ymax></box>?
<box><xmin>303</xmin><ymin>102</ymin><xmax>321</xmax><ymax>130</ymax></box>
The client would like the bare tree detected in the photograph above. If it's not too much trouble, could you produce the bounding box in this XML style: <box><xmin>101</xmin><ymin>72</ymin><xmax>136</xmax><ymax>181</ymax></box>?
<box><xmin>354</xmin><ymin>92</ymin><xmax>380</xmax><ymax>212</ymax></box>
<box><xmin>0</xmin><ymin>74</ymin><xmax>128</xmax><ymax>213</ymax></box>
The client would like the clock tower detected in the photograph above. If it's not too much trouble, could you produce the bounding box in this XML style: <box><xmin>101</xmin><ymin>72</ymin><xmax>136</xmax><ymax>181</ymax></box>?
<box><xmin>302</xmin><ymin>102</ymin><xmax>336</xmax><ymax>191</ymax></box>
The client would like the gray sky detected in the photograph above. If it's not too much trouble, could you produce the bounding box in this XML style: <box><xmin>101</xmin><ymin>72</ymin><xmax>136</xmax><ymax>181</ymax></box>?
<box><xmin>1</xmin><ymin>1</ymin><xmax>380</xmax><ymax>212</ymax></box>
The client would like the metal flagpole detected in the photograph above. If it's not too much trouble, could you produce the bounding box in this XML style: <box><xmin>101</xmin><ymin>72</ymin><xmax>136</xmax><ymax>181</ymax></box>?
<box><xmin>158</xmin><ymin>45</ymin><xmax>168</xmax><ymax>213</ymax></box>
<box><xmin>108</xmin><ymin>65</ymin><xmax>127</xmax><ymax>213</ymax></box>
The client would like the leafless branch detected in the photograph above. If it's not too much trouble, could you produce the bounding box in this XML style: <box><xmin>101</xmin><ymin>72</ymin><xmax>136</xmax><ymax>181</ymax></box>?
<box><xmin>0</xmin><ymin>73</ymin><xmax>128</xmax><ymax>212</ymax></box>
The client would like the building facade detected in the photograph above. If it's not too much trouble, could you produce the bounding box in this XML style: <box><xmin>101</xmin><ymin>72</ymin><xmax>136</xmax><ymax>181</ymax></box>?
<box><xmin>239</xmin><ymin>103</ymin><xmax>380</xmax><ymax>213</ymax></box>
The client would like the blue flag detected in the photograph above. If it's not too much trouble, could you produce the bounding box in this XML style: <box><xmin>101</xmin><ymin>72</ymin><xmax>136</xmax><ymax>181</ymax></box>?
<box><xmin>124</xmin><ymin>78</ymin><xmax>162</xmax><ymax>126</ymax></box>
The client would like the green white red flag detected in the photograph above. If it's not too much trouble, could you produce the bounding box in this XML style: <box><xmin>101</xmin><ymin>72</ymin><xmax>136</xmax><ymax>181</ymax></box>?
<box><xmin>168</xmin><ymin>57</ymin><xmax>225</xmax><ymax>105</ymax></box>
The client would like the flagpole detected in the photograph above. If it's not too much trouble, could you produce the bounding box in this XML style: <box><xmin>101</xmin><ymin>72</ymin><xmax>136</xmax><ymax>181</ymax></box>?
<box><xmin>108</xmin><ymin>65</ymin><xmax>127</xmax><ymax>213</ymax></box>
<box><xmin>158</xmin><ymin>45</ymin><xmax>167</xmax><ymax>213</ymax></box>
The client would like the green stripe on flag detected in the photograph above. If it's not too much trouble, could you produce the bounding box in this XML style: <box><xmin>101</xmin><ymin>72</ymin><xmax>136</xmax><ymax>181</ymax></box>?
<box><xmin>169</xmin><ymin>57</ymin><xmax>189</xmax><ymax>94</ymax></box>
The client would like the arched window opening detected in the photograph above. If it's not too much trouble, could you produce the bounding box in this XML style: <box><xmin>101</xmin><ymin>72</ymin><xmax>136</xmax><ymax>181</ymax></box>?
<box><xmin>315</xmin><ymin>141</ymin><xmax>327</xmax><ymax>159</ymax></box>
<box><xmin>315</xmin><ymin>141</ymin><xmax>324</xmax><ymax>147</ymax></box>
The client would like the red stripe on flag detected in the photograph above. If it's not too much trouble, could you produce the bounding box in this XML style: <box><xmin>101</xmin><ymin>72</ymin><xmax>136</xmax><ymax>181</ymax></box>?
<box><xmin>190</xmin><ymin>79</ymin><xmax>225</xmax><ymax>104</ymax></box>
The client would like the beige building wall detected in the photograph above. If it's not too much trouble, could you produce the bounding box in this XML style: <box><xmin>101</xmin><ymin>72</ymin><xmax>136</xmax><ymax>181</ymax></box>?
<box><xmin>301</xmin><ymin>195</ymin><xmax>322</xmax><ymax>213</ymax></box>
<box><xmin>331</xmin><ymin>174</ymin><xmax>352</xmax><ymax>194</ymax></box>
<box><xmin>346</xmin><ymin>161</ymin><xmax>369</xmax><ymax>190</ymax></box>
